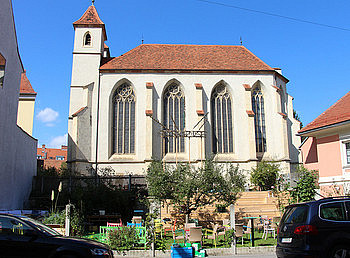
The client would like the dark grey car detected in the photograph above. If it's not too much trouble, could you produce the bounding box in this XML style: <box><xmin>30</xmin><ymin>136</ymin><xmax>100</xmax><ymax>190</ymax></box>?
<box><xmin>276</xmin><ymin>197</ymin><xmax>350</xmax><ymax>258</ymax></box>
<box><xmin>0</xmin><ymin>214</ymin><xmax>113</xmax><ymax>258</ymax></box>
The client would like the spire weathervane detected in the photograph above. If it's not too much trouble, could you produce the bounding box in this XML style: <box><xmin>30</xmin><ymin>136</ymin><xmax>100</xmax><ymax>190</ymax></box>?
<box><xmin>92</xmin><ymin>0</ymin><xmax>95</xmax><ymax>5</ymax></box>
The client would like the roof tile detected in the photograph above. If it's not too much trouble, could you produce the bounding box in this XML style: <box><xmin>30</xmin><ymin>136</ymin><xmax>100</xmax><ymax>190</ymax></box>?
<box><xmin>299</xmin><ymin>91</ymin><xmax>350</xmax><ymax>133</ymax></box>
<box><xmin>20</xmin><ymin>71</ymin><xmax>36</xmax><ymax>94</ymax></box>
<box><xmin>100</xmin><ymin>44</ymin><xmax>274</xmax><ymax>72</ymax></box>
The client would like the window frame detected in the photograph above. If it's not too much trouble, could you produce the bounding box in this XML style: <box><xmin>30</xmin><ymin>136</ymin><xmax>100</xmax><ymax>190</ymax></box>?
<box><xmin>162</xmin><ymin>83</ymin><xmax>186</xmax><ymax>154</ymax></box>
<box><xmin>112</xmin><ymin>83</ymin><xmax>136</xmax><ymax>155</ymax></box>
<box><xmin>318</xmin><ymin>201</ymin><xmax>348</xmax><ymax>222</ymax></box>
<box><xmin>83</xmin><ymin>32</ymin><xmax>92</xmax><ymax>47</ymax></box>
<box><xmin>252</xmin><ymin>86</ymin><xmax>267</xmax><ymax>153</ymax></box>
<box><xmin>211</xmin><ymin>84</ymin><xmax>234</xmax><ymax>154</ymax></box>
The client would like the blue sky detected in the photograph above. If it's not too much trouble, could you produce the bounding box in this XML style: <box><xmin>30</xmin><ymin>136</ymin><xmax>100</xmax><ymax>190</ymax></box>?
<box><xmin>12</xmin><ymin>0</ymin><xmax>350</xmax><ymax>148</ymax></box>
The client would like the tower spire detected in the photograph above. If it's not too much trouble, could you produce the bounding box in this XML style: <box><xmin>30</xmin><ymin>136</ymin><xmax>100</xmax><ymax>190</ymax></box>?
<box><xmin>92</xmin><ymin>0</ymin><xmax>95</xmax><ymax>6</ymax></box>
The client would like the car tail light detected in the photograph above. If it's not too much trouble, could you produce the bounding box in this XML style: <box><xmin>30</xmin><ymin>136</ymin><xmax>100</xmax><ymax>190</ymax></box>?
<box><xmin>294</xmin><ymin>225</ymin><xmax>318</xmax><ymax>235</ymax></box>
<box><xmin>277</xmin><ymin>227</ymin><xmax>280</xmax><ymax>234</ymax></box>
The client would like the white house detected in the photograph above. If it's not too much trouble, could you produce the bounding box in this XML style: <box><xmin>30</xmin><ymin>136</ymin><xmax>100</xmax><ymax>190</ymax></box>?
<box><xmin>0</xmin><ymin>0</ymin><xmax>37</xmax><ymax>209</ymax></box>
<box><xmin>68</xmin><ymin>4</ymin><xmax>301</xmax><ymax>177</ymax></box>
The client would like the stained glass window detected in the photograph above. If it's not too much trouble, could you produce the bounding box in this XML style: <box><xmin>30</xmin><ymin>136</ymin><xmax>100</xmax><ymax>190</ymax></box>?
<box><xmin>252</xmin><ymin>86</ymin><xmax>266</xmax><ymax>153</ymax></box>
<box><xmin>211</xmin><ymin>84</ymin><xmax>233</xmax><ymax>154</ymax></box>
<box><xmin>113</xmin><ymin>83</ymin><xmax>135</xmax><ymax>154</ymax></box>
<box><xmin>163</xmin><ymin>83</ymin><xmax>185</xmax><ymax>153</ymax></box>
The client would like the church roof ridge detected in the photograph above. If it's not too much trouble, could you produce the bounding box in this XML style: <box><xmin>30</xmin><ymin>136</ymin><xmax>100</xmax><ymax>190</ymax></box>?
<box><xmin>100</xmin><ymin>44</ymin><xmax>285</xmax><ymax>80</ymax></box>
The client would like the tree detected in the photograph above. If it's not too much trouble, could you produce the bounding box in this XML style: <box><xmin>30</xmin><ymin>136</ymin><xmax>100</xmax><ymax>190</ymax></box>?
<box><xmin>250</xmin><ymin>161</ymin><xmax>280</xmax><ymax>191</ymax></box>
<box><xmin>290</xmin><ymin>166</ymin><xmax>318</xmax><ymax>203</ymax></box>
<box><xmin>146</xmin><ymin>159</ymin><xmax>245</xmax><ymax>222</ymax></box>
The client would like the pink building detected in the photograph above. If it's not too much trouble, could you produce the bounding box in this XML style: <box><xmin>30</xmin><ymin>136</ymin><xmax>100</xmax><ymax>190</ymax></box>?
<box><xmin>299</xmin><ymin>91</ymin><xmax>350</xmax><ymax>196</ymax></box>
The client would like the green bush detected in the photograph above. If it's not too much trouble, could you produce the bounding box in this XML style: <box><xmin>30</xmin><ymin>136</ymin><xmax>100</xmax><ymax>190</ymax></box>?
<box><xmin>42</xmin><ymin>206</ymin><xmax>86</xmax><ymax>236</ymax></box>
<box><xmin>290</xmin><ymin>166</ymin><xmax>318</xmax><ymax>203</ymax></box>
<box><xmin>108</xmin><ymin>227</ymin><xmax>139</xmax><ymax>251</ymax></box>
<box><xmin>250</xmin><ymin>161</ymin><xmax>279</xmax><ymax>191</ymax></box>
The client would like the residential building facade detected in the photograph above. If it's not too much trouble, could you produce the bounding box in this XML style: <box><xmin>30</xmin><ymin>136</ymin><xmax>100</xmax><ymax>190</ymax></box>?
<box><xmin>68</xmin><ymin>4</ymin><xmax>301</xmax><ymax>177</ymax></box>
<box><xmin>37</xmin><ymin>144</ymin><xmax>67</xmax><ymax>170</ymax></box>
<box><xmin>299</xmin><ymin>91</ymin><xmax>350</xmax><ymax>196</ymax></box>
<box><xmin>17</xmin><ymin>70</ymin><xmax>37</xmax><ymax>136</ymax></box>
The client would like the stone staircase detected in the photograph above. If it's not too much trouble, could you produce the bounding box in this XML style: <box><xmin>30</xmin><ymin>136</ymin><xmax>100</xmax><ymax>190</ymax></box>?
<box><xmin>160</xmin><ymin>191</ymin><xmax>283</xmax><ymax>223</ymax></box>
<box><xmin>234</xmin><ymin>191</ymin><xmax>282</xmax><ymax>220</ymax></box>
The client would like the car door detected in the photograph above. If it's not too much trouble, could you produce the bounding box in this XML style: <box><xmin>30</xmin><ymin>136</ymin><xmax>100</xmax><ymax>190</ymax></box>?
<box><xmin>0</xmin><ymin>215</ymin><xmax>52</xmax><ymax>258</ymax></box>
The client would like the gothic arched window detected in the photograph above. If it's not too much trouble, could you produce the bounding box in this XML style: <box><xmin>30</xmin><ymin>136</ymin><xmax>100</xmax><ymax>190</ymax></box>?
<box><xmin>163</xmin><ymin>83</ymin><xmax>185</xmax><ymax>154</ymax></box>
<box><xmin>252</xmin><ymin>86</ymin><xmax>266</xmax><ymax>153</ymax></box>
<box><xmin>112</xmin><ymin>83</ymin><xmax>135</xmax><ymax>154</ymax></box>
<box><xmin>84</xmin><ymin>32</ymin><xmax>91</xmax><ymax>46</ymax></box>
<box><xmin>211</xmin><ymin>84</ymin><xmax>233</xmax><ymax>154</ymax></box>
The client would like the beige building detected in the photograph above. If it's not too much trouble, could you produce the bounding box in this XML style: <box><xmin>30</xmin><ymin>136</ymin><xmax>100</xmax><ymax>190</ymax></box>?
<box><xmin>68</xmin><ymin>4</ymin><xmax>301</xmax><ymax>177</ymax></box>
<box><xmin>17</xmin><ymin>71</ymin><xmax>36</xmax><ymax>136</ymax></box>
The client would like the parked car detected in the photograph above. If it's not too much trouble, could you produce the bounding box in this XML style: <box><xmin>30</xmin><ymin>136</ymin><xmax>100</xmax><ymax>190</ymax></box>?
<box><xmin>276</xmin><ymin>197</ymin><xmax>350</xmax><ymax>258</ymax></box>
<box><xmin>0</xmin><ymin>214</ymin><xmax>113</xmax><ymax>257</ymax></box>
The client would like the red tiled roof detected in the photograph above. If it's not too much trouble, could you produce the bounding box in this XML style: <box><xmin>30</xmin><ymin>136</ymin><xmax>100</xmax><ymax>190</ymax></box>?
<box><xmin>20</xmin><ymin>71</ymin><xmax>36</xmax><ymax>94</ymax></box>
<box><xmin>72</xmin><ymin>106</ymin><xmax>87</xmax><ymax>117</ymax></box>
<box><xmin>37</xmin><ymin>146</ymin><xmax>67</xmax><ymax>160</ymax></box>
<box><xmin>299</xmin><ymin>91</ymin><xmax>350</xmax><ymax>134</ymax></box>
<box><xmin>100</xmin><ymin>44</ymin><xmax>276</xmax><ymax>72</ymax></box>
<box><xmin>73</xmin><ymin>5</ymin><xmax>107</xmax><ymax>40</ymax></box>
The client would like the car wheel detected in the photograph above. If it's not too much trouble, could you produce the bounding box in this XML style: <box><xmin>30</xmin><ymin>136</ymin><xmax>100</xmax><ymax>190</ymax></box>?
<box><xmin>330</xmin><ymin>245</ymin><xmax>350</xmax><ymax>258</ymax></box>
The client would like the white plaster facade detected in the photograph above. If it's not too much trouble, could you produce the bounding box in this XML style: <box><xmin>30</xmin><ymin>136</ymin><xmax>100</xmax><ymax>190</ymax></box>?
<box><xmin>0</xmin><ymin>0</ymin><xmax>37</xmax><ymax>209</ymax></box>
<box><xmin>68</xmin><ymin>5</ymin><xmax>301</xmax><ymax>177</ymax></box>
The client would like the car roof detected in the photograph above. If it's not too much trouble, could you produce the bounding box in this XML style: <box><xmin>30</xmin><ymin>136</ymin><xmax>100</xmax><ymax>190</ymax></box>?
<box><xmin>285</xmin><ymin>196</ymin><xmax>350</xmax><ymax>209</ymax></box>
<box><xmin>0</xmin><ymin>213</ymin><xmax>29</xmax><ymax>219</ymax></box>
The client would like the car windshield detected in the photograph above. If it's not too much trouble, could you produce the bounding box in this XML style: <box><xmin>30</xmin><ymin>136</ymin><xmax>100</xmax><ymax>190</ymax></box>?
<box><xmin>21</xmin><ymin>217</ymin><xmax>61</xmax><ymax>236</ymax></box>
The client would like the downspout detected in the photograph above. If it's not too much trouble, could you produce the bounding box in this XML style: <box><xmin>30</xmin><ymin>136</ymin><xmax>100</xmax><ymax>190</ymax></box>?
<box><xmin>94</xmin><ymin>72</ymin><xmax>101</xmax><ymax>177</ymax></box>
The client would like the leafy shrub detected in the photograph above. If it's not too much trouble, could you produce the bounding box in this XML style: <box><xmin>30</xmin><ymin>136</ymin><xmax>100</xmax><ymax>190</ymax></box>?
<box><xmin>250</xmin><ymin>161</ymin><xmax>280</xmax><ymax>191</ymax></box>
<box><xmin>290</xmin><ymin>166</ymin><xmax>318</xmax><ymax>203</ymax></box>
<box><xmin>42</xmin><ymin>206</ymin><xmax>86</xmax><ymax>236</ymax></box>
<box><xmin>43</xmin><ymin>210</ymin><xmax>65</xmax><ymax>226</ymax></box>
<box><xmin>108</xmin><ymin>227</ymin><xmax>139</xmax><ymax>251</ymax></box>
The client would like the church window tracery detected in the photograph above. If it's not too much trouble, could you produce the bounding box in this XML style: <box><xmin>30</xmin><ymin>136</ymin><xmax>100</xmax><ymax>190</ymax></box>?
<box><xmin>211</xmin><ymin>84</ymin><xmax>233</xmax><ymax>154</ymax></box>
<box><xmin>163</xmin><ymin>83</ymin><xmax>185</xmax><ymax>154</ymax></box>
<box><xmin>112</xmin><ymin>83</ymin><xmax>135</xmax><ymax>154</ymax></box>
<box><xmin>252</xmin><ymin>86</ymin><xmax>267</xmax><ymax>153</ymax></box>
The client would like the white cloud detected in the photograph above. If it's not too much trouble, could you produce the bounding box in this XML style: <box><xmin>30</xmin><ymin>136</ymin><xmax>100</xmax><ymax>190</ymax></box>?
<box><xmin>36</xmin><ymin>108</ymin><xmax>59</xmax><ymax>125</ymax></box>
<box><xmin>49</xmin><ymin>134</ymin><xmax>67</xmax><ymax>148</ymax></box>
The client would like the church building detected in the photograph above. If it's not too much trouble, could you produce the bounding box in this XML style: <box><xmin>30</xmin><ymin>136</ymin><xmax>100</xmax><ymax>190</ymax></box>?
<box><xmin>68</xmin><ymin>4</ymin><xmax>301</xmax><ymax>177</ymax></box>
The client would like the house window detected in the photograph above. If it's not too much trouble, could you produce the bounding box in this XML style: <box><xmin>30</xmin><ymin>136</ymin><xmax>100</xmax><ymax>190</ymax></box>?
<box><xmin>252</xmin><ymin>86</ymin><xmax>266</xmax><ymax>153</ymax></box>
<box><xmin>0</xmin><ymin>53</ymin><xmax>6</xmax><ymax>88</ymax></box>
<box><xmin>346</xmin><ymin>142</ymin><xmax>350</xmax><ymax>165</ymax></box>
<box><xmin>112</xmin><ymin>83</ymin><xmax>135</xmax><ymax>154</ymax></box>
<box><xmin>163</xmin><ymin>83</ymin><xmax>185</xmax><ymax>154</ymax></box>
<box><xmin>211</xmin><ymin>84</ymin><xmax>233</xmax><ymax>154</ymax></box>
<box><xmin>56</xmin><ymin>156</ymin><xmax>65</xmax><ymax>160</ymax></box>
<box><xmin>84</xmin><ymin>32</ymin><xmax>91</xmax><ymax>46</ymax></box>
<box><xmin>37</xmin><ymin>155</ymin><xmax>42</xmax><ymax>159</ymax></box>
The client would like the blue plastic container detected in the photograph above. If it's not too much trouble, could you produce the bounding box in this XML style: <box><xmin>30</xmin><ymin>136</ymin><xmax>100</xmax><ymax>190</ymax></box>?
<box><xmin>171</xmin><ymin>246</ymin><xmax>193</xmax><ymax>258</ymax></box>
